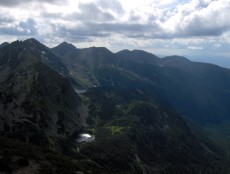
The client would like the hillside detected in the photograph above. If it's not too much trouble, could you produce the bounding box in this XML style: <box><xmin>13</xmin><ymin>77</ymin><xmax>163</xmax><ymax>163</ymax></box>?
<box><xmin>52</xmin><ymin>43</ymin><xmax>230</xmax><ymax>125</ymax></box>
<box><xmin>0</xmin><ymin>39</ymin><xmax>86</xmax><ymax>147</ymax></box>
<box><xmin>80</xmin><ymin>87</ymin><xmax>228</xmax><ymax>173</ymax></box>
<box><xmin>0</xmin><ymin>38</ymin><xmax>229</xmax><ymax>173</ymax></box>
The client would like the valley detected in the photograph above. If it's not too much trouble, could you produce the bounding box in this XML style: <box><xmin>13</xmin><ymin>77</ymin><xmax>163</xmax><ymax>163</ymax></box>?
<box><xmin>0</xmin><ymin>39</ymin><xmax>230</xmax><ymax>174</ymax></box>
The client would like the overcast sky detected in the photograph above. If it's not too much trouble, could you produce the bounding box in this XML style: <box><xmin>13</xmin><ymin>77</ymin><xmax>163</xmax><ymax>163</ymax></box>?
<box><xmin>0</xmin><ymin>0</ymin><xmax>230</xmax><ymax>66</ymax></box>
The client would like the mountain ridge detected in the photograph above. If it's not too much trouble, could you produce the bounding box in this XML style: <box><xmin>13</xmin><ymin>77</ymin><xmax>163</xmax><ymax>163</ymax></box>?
<box><xmin>52</xmin><ymin>40</ymin><xmax>230</xmax><ymax>125</ymax></box>
<box><xmin>0</xmin><ymin>38</ymin><xmax>230</xmax><ymax>173</ymax></box>
<box><xmin>0</xmin><ymin>39</ymin><xmax>86</xmax><ymax>147</ymax></box>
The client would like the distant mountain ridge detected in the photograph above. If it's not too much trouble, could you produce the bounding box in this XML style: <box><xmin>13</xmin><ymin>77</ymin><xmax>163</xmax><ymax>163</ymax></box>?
<box><xmin>0</xmin><ymin>38</ymin><xmax>229</xmax><ymax>174</ymax></box>
<box><xmin>52</xmin><ymin>41</ymin><xmax>230</xmax><ymax>125</ymax></box>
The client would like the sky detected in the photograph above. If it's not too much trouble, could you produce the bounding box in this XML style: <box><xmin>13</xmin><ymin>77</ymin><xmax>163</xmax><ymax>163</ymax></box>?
<box><xmin>0</xmin><ymin>0</ymin><xmax>230</xmax><ymax>67</ymax></box>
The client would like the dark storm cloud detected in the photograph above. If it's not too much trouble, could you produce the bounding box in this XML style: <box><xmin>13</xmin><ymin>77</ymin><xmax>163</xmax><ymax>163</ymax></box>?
<box><xmin>0</xmin><ymin>18</ymin><xmax>37</xmax><ymax>36</ymax></box>
<box><xmin>0</xmin><ymin>0</ymin><xmax>65</xmax><ymax>7</ymax></box>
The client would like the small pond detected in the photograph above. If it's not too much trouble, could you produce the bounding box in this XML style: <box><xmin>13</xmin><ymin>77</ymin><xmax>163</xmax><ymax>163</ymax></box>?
<box><xmin>77</xmin><ymin>133</ymin><xmax>95</xmax><ymax>142</ymax></box>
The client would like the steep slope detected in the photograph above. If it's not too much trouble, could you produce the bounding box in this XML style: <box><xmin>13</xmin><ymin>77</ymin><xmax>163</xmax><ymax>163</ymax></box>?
<box><xmin>110</xmin><ymin>49</ymin><xmax>230</xmax><ymax>125</ymax></box>
<box><xmin>0</xmin><ymin>39</ymin><xmax>85</xmax><ymax>147</ymax></box>
<box><xmin>0</xmin><ymin>39</ymin><xmax>229</xmax><ymax>174</ymax></box>
<box><xmin>78</xmin><ymin>88</ymin><xmax>228</xmax><ymax>174</ymax></box>
<box><xmin>52</xmin><ymin>45</ymin><xmax>156</xmax><ymax>88</ymax></box>
<box><xmin>53</xmin><ymin>44</ymin><xmax>230</xmax><ymax>125</ymax></box>
<box><xmin>22</xmin><ymin>38</ymin><xmax>70</xmax><ymax>77</ymax></box>
<box><xmin>52</xmin><ymin>44</ymin><xmax>156</xmax><ymax>88</ymax></box>
<box><xmin>158</xmin><ymin>56</ymin><xmax>230</xmax><ymax>124</ymax></box>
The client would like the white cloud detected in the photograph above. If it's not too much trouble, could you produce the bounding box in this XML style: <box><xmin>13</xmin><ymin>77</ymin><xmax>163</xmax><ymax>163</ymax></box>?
<box><xmin>0</xmin><ymin>0</ymin><xmax>230</xmax><ymax>59</ymax></box>
<box><xmin>187</xmin><ymin>46</ymin><xmax>204</xmax><ymax>50</ymax></box>
<box><xmin>161</xmin><ymin>0</ymin><xmax>230</xmax><ymax>37</ymax></box>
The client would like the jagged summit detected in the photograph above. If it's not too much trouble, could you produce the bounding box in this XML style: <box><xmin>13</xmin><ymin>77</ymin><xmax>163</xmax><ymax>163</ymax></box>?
<box><xmin>52</xmin><ymin>41</ymin><xmax>77</xmax><ymax>53</ymax></box>
<box><xmin>59</xmin><ymin>41</ymin><xmax>76</xmax><ymax>47</ymax></box>
<box><xmin>23</xmin><ymin>37</ymin><xmax>40</xmax><ymax>44</ymax></box>
<box><xmin>22</xmin><ymin>38</ymin><xmax>49</xmax><ymax>51</ymax></box>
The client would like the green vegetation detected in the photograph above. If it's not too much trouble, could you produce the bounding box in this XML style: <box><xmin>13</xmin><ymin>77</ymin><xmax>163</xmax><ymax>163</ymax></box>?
<box><xmin>203</xmin><ymin>120</ymin><xmax>230</xmax><ymax>157</ymax></box>
<box><xmin>81</xmin><ymin>87</ymin><xmax>230</xmax><ymax>174</ymax></box>
<box><xmin>1</xmin><ymin>38</ymin><xmax>230</xmax><ymax>173</ymax></box>
<box><xmin>106</xmin><ymin>125</ymin><xmax>124</xmax><ymax>135</ymax></box>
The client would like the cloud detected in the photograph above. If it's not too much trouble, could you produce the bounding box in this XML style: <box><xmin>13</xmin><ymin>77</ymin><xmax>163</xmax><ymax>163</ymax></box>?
<box><xmin>162</xmin><ymin>0</ymin><xmax>230</xmax><ymax>37</ymax></box>
<box><xmin>0</xmin><ymin>18</ymin><xmax>37</xmax><ymax>36</ymax></box>
<box><xmin>71</xmin><ymin>2</ymin><xmax>115</xmax><ymax>22</ymax></box>
<box><xmin>19</xmin><ymin>18</ymin><xmax>37</xmax><ymax>35</ymax></box>
<box><xmin>5</xmin><ymin>0</ymin><xmax>229</xmax><ymax>41</ymax></box>
<box><xmin>40</xmin><ymin>0</ymin><xmax>162</xmax><ymax>40</ymax></box>
<box><xmin>47</xmin><ymin>20</ymin><xmax>164</xmax><ymax>43</ymax></box>
<box><xmin>187</xmin><ymin>46</ymin><xmax>204</xmax><ymax>50</ymax></box>
<box><xmin>0</xmin><ymin>0</ymin><xmax>22</xmax><ymax>7</ymax></box>
<box><xmin>0</xmin><ymin>0</ymin><xmax>230</xmax><ymax>59</ymax></box>
<box><xmin>0</xmin><ymin>0</ymin><xmax>64</xmax><ymax>7</ymax></box>
<box><xmin>50</xmin><ymin>23</ymin><xmax>110</xmax><ymax>42</ymax></box>
<box><xmin>98</xmin><ymin>0</ymin><xmax>124</xmax><ymax>14</ymax></box>
<box><xmin>0</xmin><ymin>16</ymin><xmax>14</xmax><ymax>23</ymax></box>
<box><xmin>184</xmin><ymin>2</ymin><xmax>230</xmax><ymax>36</ymax></box>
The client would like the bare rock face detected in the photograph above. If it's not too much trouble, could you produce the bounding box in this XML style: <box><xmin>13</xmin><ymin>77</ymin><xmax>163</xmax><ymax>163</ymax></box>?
<box><xmin>0</xmin><ymin>39</ymin><xmax>86</xmax><ymax>146</ymax></box>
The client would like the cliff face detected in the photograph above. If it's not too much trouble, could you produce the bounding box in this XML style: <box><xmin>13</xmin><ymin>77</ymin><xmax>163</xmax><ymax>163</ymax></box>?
<box><xmin>0</xmin><ymin>39</ymin><xmax>85</xmax><ymax>147</ymax></box>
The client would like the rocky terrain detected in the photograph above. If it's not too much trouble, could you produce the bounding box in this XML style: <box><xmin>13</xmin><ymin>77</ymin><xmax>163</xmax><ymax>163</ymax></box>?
<box><xmin>0</xmin><ymin>39</ymin><xmax>229</xmax><ymax>174</ymax></box>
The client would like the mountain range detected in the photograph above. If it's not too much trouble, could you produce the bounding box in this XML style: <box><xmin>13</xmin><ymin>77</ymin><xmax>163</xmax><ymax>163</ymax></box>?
<box><xmin>0</xmin><ymin>38</ymin><xmax>230</xmax><ymax>174</ymax></box>
<box><xmin>52</xmin><ymin>41</ymin><xmax>230</xmax><ymax>125</ymax></box>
